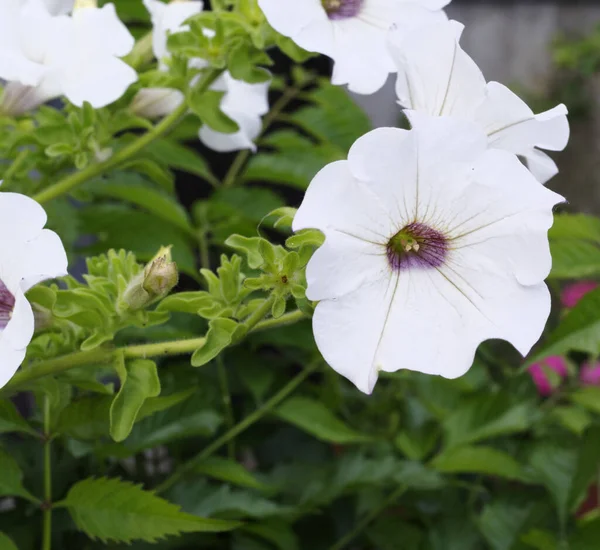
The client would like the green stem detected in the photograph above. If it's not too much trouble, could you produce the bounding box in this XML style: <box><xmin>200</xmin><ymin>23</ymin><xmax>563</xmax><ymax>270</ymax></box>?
<box><xmin>252</xmin><ymin>310</ymin><xmax>306</xmax><ymax>333</ymax></box>
<box><xmin>241</xmin><ymin>295</ymin><xmax>277</xmax><ymax>334</ymax></box>
<box><xmin>42</xmin><ymin>397</ymin><xmax>52</xmax><ymax>550</ymax></box>
<box><xmin>33</xmin><ymin>69</ymin><xmax>223</xmax><ymax>204</ymax></box>
<box><xmin>328</xmin><ymin>485</ymin><xmax>406</xmax><ymax>550</ymax></box>
<box><xmin>156</xmin><ymin>360</ymin><xmax>319</xmax><ymax>494</ymax></box>
<box><xmin>4</xmin><ymin>311</ymin><xmax>306</xmax><ymax>394</ymax></box>
<box><xmin>221</xmin><ymin>84</ymin><xmax>304</xmax><ymax>188</ymax></box>
<box><xmin>217</xmin><ymin>355</ymin><xmax>235</xmax><ymax>459</ymax></box>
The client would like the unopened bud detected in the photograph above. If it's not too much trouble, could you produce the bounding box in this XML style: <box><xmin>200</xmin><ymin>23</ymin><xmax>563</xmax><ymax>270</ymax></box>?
<box><xmin>143</xmin><ymin>256</ymin><xmax>179</xmax><ymax>297</ymax></box>
<box><xmin>121</xmin><ymin>248</ymin><xmax>179</xmax><ymax>313</ymax></box>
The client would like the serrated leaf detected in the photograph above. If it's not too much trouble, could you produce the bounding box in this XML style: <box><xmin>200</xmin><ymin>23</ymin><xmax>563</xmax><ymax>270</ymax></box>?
<box><xmin>64</xmin><ymin>477</ymin><xmax>240</xmax><ymax>543</ymax></box>
<box><xmin>0</xmin><ymin>400</ymin><xmax>38</xmax><ymax>437</ymax></box>
<box><xmin>195</xmin><ymin>457</ymin><xmax>270</xmax><ymax>491</ymax></box>
<box><xmin>0</xmin><ymin>449</ymin><xmax>38</xmax><ymax>502</ymax></box>
<box><xmin>110</xmin><ymin>359</ymin><xmax>161</xmax><ymax>442</ymax></box>
<box><xmin>57</xmin><ymin>396</ymin><xmax>111</xmax><ymax>440</ymax></box>
<box><xmin>432</xmin><ymin>445</ymin><xmax>528</xmax><ymax>481</ymax></box>
<box><xmin>192</xmin><ymin>318</ymin><xmax>239</xmax><ymax>367</ymax></box>
<box><xmin>275</xmin><ymin>396</ymin><xmax>372</xmax><ymax>444</ymax></box>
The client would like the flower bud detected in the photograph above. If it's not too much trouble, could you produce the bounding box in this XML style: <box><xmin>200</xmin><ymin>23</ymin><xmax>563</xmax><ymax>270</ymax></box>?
<box><xmin>121</xmin><ymin>249</ymin><xmax>179</xmax><ymax>312</ymax></box>
<box><xmin>143</xmin><ymin>256</ymin><xmax>179</xmax><ymax>297</ymax></box>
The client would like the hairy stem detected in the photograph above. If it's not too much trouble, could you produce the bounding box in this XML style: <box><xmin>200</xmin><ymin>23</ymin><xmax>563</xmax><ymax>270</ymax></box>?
<box><xmin>42</xmin><ymin>397</ymin><xmax>52</xmax><ymax>550</ymax></box>
<box><xmin>217</xmin><ymin>355</ymin><xmax>235</xmax><ymax>459</ymax></box>
<box><xmin>155</xmin><ymin>360</ymin><xmax>319</xmax><ymax>494</ymax></box>
<box><xmin>33</xmin><ymin>69</ymin><xmax>223</xmax><ymax>204</ymax></box>
<box><xmin>328</xmin><ymin>485</ymin><xmax>406</xmax><ymax>550</ymax></box>
<box><xmin>4</xmin><ymin>311</ymin><xmax>306</xmax><ymax>394</ymax></box>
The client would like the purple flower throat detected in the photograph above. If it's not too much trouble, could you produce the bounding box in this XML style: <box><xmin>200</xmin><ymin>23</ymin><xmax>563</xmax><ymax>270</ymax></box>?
<box><xmin>0</xmin><ymin>280</ymin><xmax>14</xmax><ymax>330</ymax></box>
<box><xmin>322</xmin><ymin>0</ymin><xmax>364</xmax><ymax>20</ymax></box>
<box><xmin>386</xmin><ymin>222</ymin><xmax>448</xmax><ymax>271</ymax></box>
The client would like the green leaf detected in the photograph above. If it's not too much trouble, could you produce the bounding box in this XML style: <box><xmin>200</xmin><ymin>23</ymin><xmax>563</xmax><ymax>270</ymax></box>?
<box><xmin>57</xmin><ymin>396</ymin><xmax>111</xmax><ymax>441</ymax></box>
<box><xmin>443</xmin><ymin>393</ymin><xmax>535</xmax><ymax>448</ymax></box>
<box><xmin>570</xmin><ymin>386</ymin><xmax>600</xmax><ymax>414</ymax></box>
<box><xmin>0</xmin><ymin>532</ymin><xmax>18</xmax><ymax>550</ymax></box>
<box><xmin>529</xmin><ymin>287</ymin><xmax>600</xmax><ymax>363</ymax></box>
<box><xmin>479</xmin><ymin>498</ymin><xmax>536</xmax><ymax>550</ymax></box>
<box><xmin>225</xmin><ymin>235</ymin><xmax>265</xmax><ymax>269</ymax></box>
<box><xmin>136</xmin><ymin>388</ymin><xmax>196</xmax><ymax>422</ymax></box>
<box><xmin>64</xmin><ymin>477</ymin><xmax>240</xmax><ymax>543</ymax></box>
<box><xmin>528</xmin><ymin>443</ymin><xmax>578</xmax><ymax>526</ymax></box>
<box><xmin>245</xmin><ymin>132</ymin><xmax>341</xmax><ymax>190</ymax></box>
<box><xmin>290</xmin><ymin>82</ymin><xmax>372</xmax><ymax>152</ymax></box>
<box><xmin>569</xmin><ymin>518</ymin><xmax>600</xmax><ymax>550</ymax></box>
<box><xmin>273</xmin><ymin>32</ymin><xmax>315</xmax><ymax>63</ymax></box>
<box><xmin>188</xmin><ymin>89</ymin><xmax>239</xmax><ymax>133</ymax></box>
<box><xmin>103</xmin><ymin>399</ymin><xmax>222</xmax><ymax>457</ymax></box>
<box><xmin>549</xmin><ymin>214</ymin><xmax>600</xmax><ymax>278</ymax></box>
<box><xmin>146</xmin><ymin>139</ymin><xmax>218</xmax><ymax>186</ymax></box>
<box><xmin>0</xmin><ymin>400</ymin><xmax>38</xmax><ymax>437</ymax></box>
<box><xmin>191</xmin><ymin>318</ymin><xmax>240</xmax><ymax>367</ymax></box>
<box><xmin>90</xmin><ymin>175</ymin><xmax>193</xmax><ymax>235</ymax></box>
<box><xmin>78</xmin><ymin>204</ymin><xmax>197</xmax><ymax>278</ymax></box>
<box><xmin>110</xmin><ymin>359</ymin><xmax>161</xmax><ymax>442</ymax></box>
<box><xmin>243</xmin><ymin>521</ymin><xmax>300</xmax><ymax>550</ymax></box>
<box><xmin>195</xmin><ymin>457</ymin><xmax>270</xmax><ymax>491</ymax></box>
<box><xmin>432</xmin><ymin>445</ymin><xmax>528</xmax><ymax>481</ymax></box>
<box><xmin>0</xmin><ymin>449</ymin><xmax>38</xmax><ymax>502</ymax></box>
<box><xmin>274</xmin><ymin>396</ymin><xmax>372</xmax><ymax>444</ymax></box>
<box><xmin>551</xmin><ymin>405</ymin><xmax>592</xmax><ymax>435</ymax></box>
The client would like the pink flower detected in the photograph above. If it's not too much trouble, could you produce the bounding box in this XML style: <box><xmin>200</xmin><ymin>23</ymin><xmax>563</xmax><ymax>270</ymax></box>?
<box><xmin>528</xmin><ymin>356</ymin><xmax>568</xmax><ymax>396</ymax></box>
<box><xmin>580</xmin><ymin>362</ymin><xmax>600</xmax><ymax>386</ymax></box>
<box><xmin>561</xmin><ymin>281</ymin><xmax>598</xmax><ymax>309</ymax></box>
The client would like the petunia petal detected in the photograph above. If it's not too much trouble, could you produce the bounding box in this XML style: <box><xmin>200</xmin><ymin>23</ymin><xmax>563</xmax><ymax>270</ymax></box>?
<box><xmin>477</xmin><ymin>82</ymin><xmax>569</xmax><ymax>161</ymax></box>
<box><xmin>13</xmin><ymin>229</ymin><xmax>68</xmax><ymax>293</ymax></box>
<box><xmin>305</xmin><ymin>231</ymin><xmax>389</xmax><ymax>302</ymax></box>
<box><xmin>59</xmin><ymin>53</ymin><xmax>138</xmax><ymax>107</ymax></box>
<box><xmin>390</xmin><ymin>19</ymin><xmax>486</xmax><ymax>116</ymax></box>
<box><xmin>293</xmin><ymin>160</ymin><xmax>391</xmax><ymax>243</ymax></box>
<box><xmin>0</xmin><ymin>335</ymin><xmax>26</xmax><ymax>390</ymax></box>
<box><xmin>199</xmin><ymin>110</ymin><xmax>262</xmax><ymax>153</ymax></box>
<box><xmin>72</xmin><ymin>4</ymin><xmax>134</xmax><ymax>58</ymax></box>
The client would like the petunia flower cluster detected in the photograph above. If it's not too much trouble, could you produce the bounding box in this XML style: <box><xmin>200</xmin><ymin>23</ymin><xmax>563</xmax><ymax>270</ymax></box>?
<box><xmin>0</xmin><ymin>0</ymin><xmax>573</xmax><ymax>394</ymax></box>
<box><xmin>258</xmin><ymin>0</ymin><xmax>572</xmax><ymax>393</ymax></box>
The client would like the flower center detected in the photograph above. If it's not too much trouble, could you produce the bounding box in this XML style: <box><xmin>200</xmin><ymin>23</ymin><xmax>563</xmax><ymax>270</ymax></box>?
<box><xmin>321</xmin><ymin>0</ymin><xmax>364</xmax><ymax>19</ymax></box>
<box><xmin>0</xmin><ymin>280</ymin><xmax>15</xmax><ymax>330</ymax></box>
<box><xmin>386</xmin><ymin>222</ymin><xmax>448</xmax><ymax>271</ymax></box>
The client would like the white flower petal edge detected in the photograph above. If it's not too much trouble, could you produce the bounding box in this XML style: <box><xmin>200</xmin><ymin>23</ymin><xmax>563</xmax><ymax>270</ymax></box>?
<box><xmin>0</xmin><ymin>0</ymin><xmax>136</xmax><ymax>113</ymax></box>
<box><xmin>258</xmin><ymin>0</ymin><xmax>449</xmax><ymax>95</ymax></box>
<box><xmin>389</xmin><ymin>19</ymin><xmax>570</xmax><ymax>183</ymax></box>
<box><xmin>198</xmin><ymin>74</ymin><xmax>271</xmax><ymax>153</ymax></box>
<box><xmin>293</xmin><ymin>117</ymin><xmax>563</xmax><ymax>394</ymax></box>
<box><xmin>0</xmin><ymin>193</ymin><xmax>68</xmax><ymax>389</ymax></box>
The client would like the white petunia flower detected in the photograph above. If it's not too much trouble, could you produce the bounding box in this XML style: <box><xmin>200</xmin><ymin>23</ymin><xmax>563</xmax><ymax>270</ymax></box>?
<box><xmin>257</xmin><ymin>0</ymin><xmax>449</xmax><ymax>95</ymax></box>
<box><xmin>135</xmin><ymin>0</ymin><xmax>270</xmax><ymax>153</ymax></box>
<box><xmin>42</xmin><ymin>0</ymin><xmax>74</xmax><ymax>15</ymax></box>
<box><xmin>0</xmin><ymin>0</ymin><xmax>137</xmax><ymax>115</ymax></box>
<box><xmin>390</xmin><ymin>20</ymin><xmax>570</xmax><ymax>183</ymax></box>
<box><xmin>0</xmin><ymin>192</ymin><xmax>68</xmax><ymax>388</ymax></box>
<box><xmin>293</xmin><ymin>117</ymin><xmax>563</xmax><ymax>394</ymax></box>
